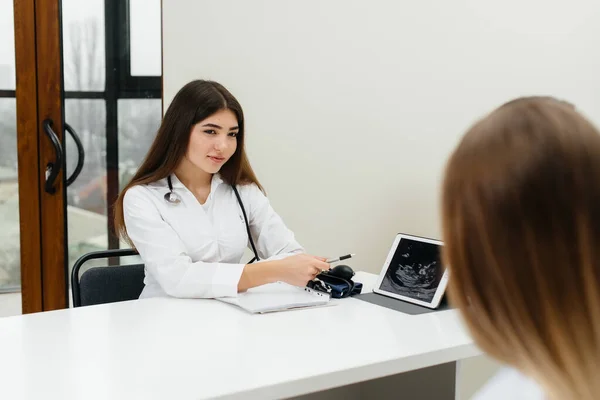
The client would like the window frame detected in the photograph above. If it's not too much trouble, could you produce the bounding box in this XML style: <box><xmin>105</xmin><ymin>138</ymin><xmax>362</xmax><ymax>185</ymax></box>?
<box><xmin>0</xmin><ymin>0</ymin><xmax>163</xmax><ymax>288</ymax></box>
<box><xmin>116</xmin><ymin>0</ymin><xmax>162</xmax><ymax>97</ymax></box>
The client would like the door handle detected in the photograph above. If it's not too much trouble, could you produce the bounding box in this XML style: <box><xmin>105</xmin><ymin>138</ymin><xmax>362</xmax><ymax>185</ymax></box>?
<box><xmin>42</xmin><ymin>119</ymin><xmax>63</xmax><ymax>194</ymax></box>
<box><xmin>64</xmin><ymin>122</ymin><xmax>85</xmax><ymax>187</ymax></box>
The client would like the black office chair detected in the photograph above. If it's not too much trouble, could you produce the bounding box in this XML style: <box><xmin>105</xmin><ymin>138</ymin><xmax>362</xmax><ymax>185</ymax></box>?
<box><xmin>71</xmin><ymin>248</ymin><xmax>145</xmax><ymax>307</ymax></box>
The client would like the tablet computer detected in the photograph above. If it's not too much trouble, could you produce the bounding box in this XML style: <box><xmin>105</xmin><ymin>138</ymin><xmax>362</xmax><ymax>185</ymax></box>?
<box><xmin>373</xmin><ymin>233</ymin><xmax>448</xmax><ymax>309</ymax></box>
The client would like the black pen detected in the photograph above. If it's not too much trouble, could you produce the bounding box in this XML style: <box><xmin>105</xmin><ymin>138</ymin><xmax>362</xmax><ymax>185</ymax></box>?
<box><xmin>326</xmin><ymin>253</ymin><xmax>355</xmax><ymax>263</ymax></box>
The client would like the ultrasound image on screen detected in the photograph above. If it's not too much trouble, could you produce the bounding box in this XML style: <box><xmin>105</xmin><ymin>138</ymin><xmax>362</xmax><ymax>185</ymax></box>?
<box><xmin>379</xmin><ymin>238</ymin><xmax>443</xmax><ymax>303</ymax></box>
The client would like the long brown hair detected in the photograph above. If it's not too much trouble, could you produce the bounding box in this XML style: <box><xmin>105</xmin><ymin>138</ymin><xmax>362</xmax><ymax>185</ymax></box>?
<box><xmin>441</xmin><ymin>97</ymin><xmax>600</xmax><ymax>399</ymax></box>
<box><xmin>113</xmin><ymin>80</ymin><xmax>263</xmax><ymax>244</ymax></box>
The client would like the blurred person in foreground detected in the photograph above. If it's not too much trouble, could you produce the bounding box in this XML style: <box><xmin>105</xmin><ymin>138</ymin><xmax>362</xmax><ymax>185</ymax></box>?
<box><xmin>441</xmin><ymin>96</ymin><xmax>600</xmax><ymax>399</ymax></box>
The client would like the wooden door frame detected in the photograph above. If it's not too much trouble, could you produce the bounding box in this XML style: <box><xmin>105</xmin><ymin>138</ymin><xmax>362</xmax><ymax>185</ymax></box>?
<box><xmin>35</xmin><ymin>0</ymin><xmax>68</xmax><ymax>311</ymax></box>
<box><xmin>14</xmin><ymin>0</ymin><xmax>68</xmax><ymax>313</ymax></box>
<box><xmin>13</xmin><ymin>0</ymin><xmax>164</xmax><ymax>313</ymax></box>
<box><xmin>14</xmin><ymin>0</ymin><xmax>43</xmax><ymax>313</ymax></box>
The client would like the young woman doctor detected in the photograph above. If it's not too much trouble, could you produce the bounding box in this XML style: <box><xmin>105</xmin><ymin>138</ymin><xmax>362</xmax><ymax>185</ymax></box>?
<box><xmin>113</xmin><ymin>80</ymin><xmax>330</xmax><ymax>299</ymax></box>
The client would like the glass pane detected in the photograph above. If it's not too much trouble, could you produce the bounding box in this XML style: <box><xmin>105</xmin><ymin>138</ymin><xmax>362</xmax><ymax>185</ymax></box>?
<box><xmin>118</xmin><ymin>99</ymin><xmax>161</xmax><ymax>188</ymax></box>
<box><xmin>0</xmin><ymin>98</ymin><xmax>21</xmax><ymax>317</ymax></box>
<box><xmin>65</xmin><ymin>99</ymin><xmax>108</xmax><ymax>278</ymax></box>
<box><xmin>129</xmin><ymin>0</ymin><xmax>162</xmax><ymax>76</ymax></box>
<box><xmin>0</xmin><ymin>0</ymin><xmax>16</xmax><ymax>90</ymax></box>
<box><xmin>62</xmin><ymin>0</ymin><xmax>105</xmax><ymax>91</ymax></box>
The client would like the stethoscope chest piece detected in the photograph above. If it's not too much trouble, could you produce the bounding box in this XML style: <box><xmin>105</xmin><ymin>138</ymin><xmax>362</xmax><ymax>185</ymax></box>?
<box><xmin>164</xmin><ymin>191</ymin><xmax>181</xmax><ymax>204</ymax></box>
<box><xmin>164</xmin><ymin>175</ymin><xmax>182</xmax><ymax>204</ymax></box>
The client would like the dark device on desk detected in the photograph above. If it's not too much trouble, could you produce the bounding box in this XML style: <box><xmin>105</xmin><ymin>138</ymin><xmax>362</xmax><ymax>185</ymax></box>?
<box><xmin>307</xmin><ymin>265</ymin><xmax>363</xmax><ymax>299</ymax></box>
<box><xmin>373</xmin><ymin>233</ymin><xmax>448</xmax><ymax>309</ymax></box>
<box><xmin>354</xmin><ymin>232</ymin><xmax>452</xmax><ymax>315</ymax></box>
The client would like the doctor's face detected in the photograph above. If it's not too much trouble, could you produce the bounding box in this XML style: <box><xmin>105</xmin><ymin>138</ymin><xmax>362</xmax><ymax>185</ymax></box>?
<box><xmin>185</xmin><ymin>109</ymin><xmax>239</xmax><ymax>175</ymax></box>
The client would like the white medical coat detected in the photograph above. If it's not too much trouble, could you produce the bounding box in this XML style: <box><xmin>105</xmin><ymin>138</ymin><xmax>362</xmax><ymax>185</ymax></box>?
<box><xmin>123</xmin><ymin>174</ymin><xmax>304</xmax><ymax>299</ymax></box>
<box><xmin>472</xmin><ymin>367</ymin><xmax>545</xmax><ymax>400</ymax></box>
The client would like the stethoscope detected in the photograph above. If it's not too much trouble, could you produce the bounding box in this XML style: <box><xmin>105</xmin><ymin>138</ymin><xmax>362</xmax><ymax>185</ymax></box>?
<box><xmin>164</xmin><ymin>175</ymin><xmax>182</xmax><ymax>204</ymax></box>
<box><xmin>162</xmin><ymin>174</ymin><xmax>260</xmax><ymax>263</ymax></box>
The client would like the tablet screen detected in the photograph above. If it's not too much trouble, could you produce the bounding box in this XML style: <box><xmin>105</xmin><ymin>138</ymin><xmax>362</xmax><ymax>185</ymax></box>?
<box><xmin>378</xmin><ymin>237</ymin><xmax>443</xmax><ymax>303</ymax></box>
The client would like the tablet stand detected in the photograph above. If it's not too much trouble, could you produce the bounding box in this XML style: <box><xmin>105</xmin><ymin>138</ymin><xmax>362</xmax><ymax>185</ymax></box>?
<box><xmin>354</xmin><ymin>292</ymin><xmax>454</xmax><ymax>315</ymax></box>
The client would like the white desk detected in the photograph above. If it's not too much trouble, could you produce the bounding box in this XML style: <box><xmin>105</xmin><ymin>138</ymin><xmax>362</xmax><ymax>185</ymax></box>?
<box><xmin>0</xmin><ymin>272</ymin><xmax>480</xmax><ymax>399</ymax></box>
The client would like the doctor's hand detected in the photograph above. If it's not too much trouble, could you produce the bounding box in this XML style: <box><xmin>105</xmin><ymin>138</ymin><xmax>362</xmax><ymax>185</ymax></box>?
<box><xmin>278</xmin><ymin>254</ymin><xmax>330</xmax><ymax>287</ymax></box>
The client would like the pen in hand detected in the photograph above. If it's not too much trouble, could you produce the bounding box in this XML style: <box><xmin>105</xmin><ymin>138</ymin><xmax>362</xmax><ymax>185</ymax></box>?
<box><xmin>325</xmin><ymin>253</ymin><xmax>356</xmax><ymax>264</ymax></box>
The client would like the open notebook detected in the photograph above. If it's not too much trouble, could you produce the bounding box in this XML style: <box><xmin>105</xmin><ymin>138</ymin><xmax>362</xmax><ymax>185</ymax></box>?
<box><xmin>217</xmin><ymin>281</ymin><xmax>331</xmax><ymax>314</ymax></box>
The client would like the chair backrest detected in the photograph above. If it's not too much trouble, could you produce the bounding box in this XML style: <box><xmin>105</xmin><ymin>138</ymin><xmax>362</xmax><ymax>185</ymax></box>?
<box><xmin>71</xmin><ymin>248</ymin><xmax>144</xmax><ymax>307</ymax></box>
<box><xmin>78</xmin><ymin>264</ymin><xmax>145</xmax><ymax>307</ymax></box>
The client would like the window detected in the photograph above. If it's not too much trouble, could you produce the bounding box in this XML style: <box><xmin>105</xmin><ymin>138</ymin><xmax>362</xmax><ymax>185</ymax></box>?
<box><xmin>0</xmin><ymin>0</ymin><xmax>20</xmax><ymax>316</ymax></box>
<box><xmin>64</xmin><ymin>0</ymin><xmax>162</xmax><ymax>270</ymax></box>
<box><xmin>0</xmin><ymin>0</ymin><xmax>162</xmax><ymax>305</ymax></box>
<box><xmin>129</xmin><ymin>0</ymin><xmax>162</xmax><ymax>77</ymax></box>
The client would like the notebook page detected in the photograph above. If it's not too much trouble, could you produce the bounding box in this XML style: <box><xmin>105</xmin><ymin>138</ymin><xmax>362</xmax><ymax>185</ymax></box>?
<box><xmin>217</xmin><ymin>282</ymin><xmax>330</xmax><ymax>313</ymax></box>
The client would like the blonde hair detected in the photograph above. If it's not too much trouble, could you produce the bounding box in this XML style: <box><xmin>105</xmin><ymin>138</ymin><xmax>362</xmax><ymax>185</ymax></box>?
<box><xmin>441</xmin><ymin>97</ymin><xmax>600</xmax><ymax>399</ymax></box>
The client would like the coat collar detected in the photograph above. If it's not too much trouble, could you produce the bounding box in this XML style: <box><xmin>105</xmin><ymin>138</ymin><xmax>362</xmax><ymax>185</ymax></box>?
<box><xmin>169</xmin><ymin>173</ymin><xmax>224</xmax><ymax>193</ymax></box>
<box><xmin>149</xmin><ymin>173</ymin><xmax>225</xmax><ymax>196</ymax></box>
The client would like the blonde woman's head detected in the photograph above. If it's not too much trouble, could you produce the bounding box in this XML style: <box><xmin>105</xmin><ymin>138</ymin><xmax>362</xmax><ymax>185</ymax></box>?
<box><xmin>442</xmin><ymin>97</ymin><xmax>600</xmax><ymax>399</ymax></box>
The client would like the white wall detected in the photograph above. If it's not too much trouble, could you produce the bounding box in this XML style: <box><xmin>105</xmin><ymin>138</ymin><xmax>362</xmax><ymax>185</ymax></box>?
<box><xmin>163</xmin><ymin>0</ymin><xmax>600</xmax><ymax>275</ymax></box>
<box><xmin>162</xmin><ymin>1</ymin><xmax>600</xmax><ymax>397</ymax></box>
